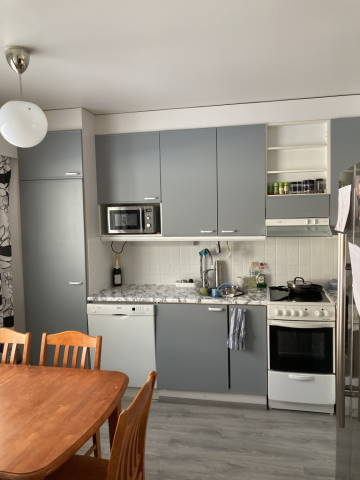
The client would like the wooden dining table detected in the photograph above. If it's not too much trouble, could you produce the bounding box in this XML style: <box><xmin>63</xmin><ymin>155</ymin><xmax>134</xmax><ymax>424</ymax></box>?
<box><xmin>0</xmin><ymin>364</ymin><xmax>129</xmax><ymax>479</ymax></box>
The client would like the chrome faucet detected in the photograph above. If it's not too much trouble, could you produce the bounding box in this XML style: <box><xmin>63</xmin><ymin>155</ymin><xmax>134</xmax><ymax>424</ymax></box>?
<box><xmin>199</xmin><ymin>248</ymin><xmax>214</xmax><ymax>288</ymax></box>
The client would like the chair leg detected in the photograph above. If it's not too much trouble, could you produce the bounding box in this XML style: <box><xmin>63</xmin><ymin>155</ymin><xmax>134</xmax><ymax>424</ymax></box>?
<box><xmin>93</xmin><ymin>430</ymin><xmax>102</xmax><ymax>458</ymax></box>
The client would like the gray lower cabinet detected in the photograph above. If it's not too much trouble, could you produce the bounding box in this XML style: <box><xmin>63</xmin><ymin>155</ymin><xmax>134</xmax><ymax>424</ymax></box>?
<box><xmin>331</xmin><ymin>117</ymin><xmax>360</xmax><ymax>226</ymax></box>
<box><xmin>20</xmin><ymin>179</ymin><xmax>87</xmax><ymax>364</ymax></box>
<box><xmin>229</xmin><ymin>306</ymin><xmax>267</xmax><ymax>395</ymax></box>
<box><xmin>95</xmin><ymin>132</ymin><xmax>161</xmax><ymax>204</ymax></box>
<box><xmin>18</xmin><ymin>130</ymin><xmax>83</xmax><ymax>180</ymax></box>
<box><xmin>156</xmin><ymin>304</ymin><xmax>228</xmax><ymax>392</ymax></box>
<box><xmin>160</xmin><ymin>129</ymin><xmax>217</xmax><ymax>236</ymax></box>
<box><xmin>217</xmin><ymin>125</ymin><xmax>266</xmax><ymax>236</ymax></box>
<box><xmin>266</xmin><ymin>194</ymin><xmax>330</xmax><ymax>219</ymax></box>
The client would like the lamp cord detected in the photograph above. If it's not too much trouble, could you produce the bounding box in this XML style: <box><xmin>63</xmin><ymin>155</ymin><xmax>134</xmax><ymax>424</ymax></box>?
<box><xmin>18</xmin><ymin>73</ymin><xmax>23</xmax><ymax>98</ymax></box>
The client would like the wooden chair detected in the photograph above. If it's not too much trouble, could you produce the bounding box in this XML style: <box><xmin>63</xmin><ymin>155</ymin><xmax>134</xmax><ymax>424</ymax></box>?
<box><xmin>39</xmin><ymin>330</ymin><xmax>103</xmax><ymax>457</ymax></box>
<box><xmin>46</xmin><ymin>371</ymin><xmax>157</xmax><ymax>480</ymax></box>
<box><xmin>0</xmin><ymin>327</ymin><xmax>31</xmax><ymax>365</ymax></box>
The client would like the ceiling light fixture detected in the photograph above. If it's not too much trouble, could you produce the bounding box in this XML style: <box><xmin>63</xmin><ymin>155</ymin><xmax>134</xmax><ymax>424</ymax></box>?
<box><xmin>0</xmin><ymin>46</ymin><xmax>48</xmax><ymax>148</ymax></box>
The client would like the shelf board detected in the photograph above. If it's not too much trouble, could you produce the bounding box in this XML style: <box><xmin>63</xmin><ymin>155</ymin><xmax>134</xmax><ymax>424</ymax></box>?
<box><xmin>100</xmin><ymin>235</ymin><xmax>265</xmax><ymax>242</ymax></box>
<box><xmin>267</xmin><ymin>169</ymin><xmax>327</xmax><ymax>174</ymax></box>
<box><xmin>267</xmin><ymin>144</ymin><xmax>327</xmax><ymax>151</ymax></box>
<box><xmin>266</xmin><ymin>193</ymin><xmax>329</xmax><ymax>197</ymax></box>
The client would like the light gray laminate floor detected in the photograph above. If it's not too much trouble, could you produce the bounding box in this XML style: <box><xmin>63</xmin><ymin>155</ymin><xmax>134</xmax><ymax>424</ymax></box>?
<box><xmin>82</xmin><ymin>399</ymin><xmax>336</xmax><ymax>480</ymax></box>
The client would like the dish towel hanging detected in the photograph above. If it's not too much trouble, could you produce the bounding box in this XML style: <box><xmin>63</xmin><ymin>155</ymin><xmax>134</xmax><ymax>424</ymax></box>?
<box><xmin>227</xmin><ymin>307</ymin><xmax>247</xmax><ymax>351</ymax></box>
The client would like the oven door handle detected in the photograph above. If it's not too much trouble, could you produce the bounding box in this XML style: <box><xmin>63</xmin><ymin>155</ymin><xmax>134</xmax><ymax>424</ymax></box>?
<box><xmin>268</xmin><ymin>320</ymin><xmax>334</xmax><ymax>328</ymax></box>
<box><xmin>288</xmin><ymin>374</ymin><xmax>315</xmax><ymax>382</ymax></box>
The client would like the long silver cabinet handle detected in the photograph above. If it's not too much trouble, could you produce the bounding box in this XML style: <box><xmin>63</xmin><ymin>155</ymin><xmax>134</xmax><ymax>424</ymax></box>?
<box><xmin>143</xmin><ymin>196</ymin><xmax>158</xmax><ymax>200</ymax></box>
<box><xmin>208</xmin><ymin>307</ymin><xmax>225</xmax><ymax>312</ymax></box>
<box><xmin>68</xmin><ymin>281</ymin><xmax>84</xmax><ymax>285</ymax></box>
<box><xmin>65</xmin><ymin>172</ymin><xmax>81</xmax><ymax>176</ymax></box>
<box><xmin>221</xmin><ymin>230</ymin><xmax>237</xmax><ymax>233</ymax></box>
<box><xmin>200</xmin><ymin>230</ymin><xmax>215</xmax><ymax>234</ymax></box>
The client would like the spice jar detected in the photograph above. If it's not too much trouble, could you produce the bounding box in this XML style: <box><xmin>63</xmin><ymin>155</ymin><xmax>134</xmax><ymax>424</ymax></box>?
<box><xmin>283</xmin><ymin>182</ymin><xmax>289</xmax><ymax>195</ymax></box>
<box><xmin>279</xmin><ymin>182</ymin><xmax>284</xmax><ymax>195</ymax></box>
<box><xmin>273</xmin><ymin>182</ymin><xmax>279</xmax><ymax>195</ymax></box>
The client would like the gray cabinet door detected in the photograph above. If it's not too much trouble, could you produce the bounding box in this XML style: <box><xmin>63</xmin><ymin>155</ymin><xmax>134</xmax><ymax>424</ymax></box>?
<box><xmin>20</xmin><ymin>179</ymin><xmax>87</xmax><ymax>364</ymax></box>
<box><xmin>95</xmin><ymin>132</ymin><xmax>161</xmax><ymax>204</ymax></box>
<box><xmin>217</xmin><ymin>125</ymin><xmax>266</xmax><ymax>236</ymax></box>
<box><xmin>331</xmin><ymin>117</ymin><xmax>360</xmax><ymax>226</ymax></box>
<box><xmin>18</xmin><ymin>130</ymin><xmax>83</xmax><ymax>180</ymax></box>
<box><xmin>156</xmin><ymin>304</ymin><xmax>228</xmax><ymax>392</ymax></box>
<box><xmin>266</xmin><ymin>194</ymin><xmax>330</xmax><ymax>218</ymax></box>
<box><xmin>229</xmin><ymin>306</ymin><xmax>267</xmax><ymax>395</ymax></box>
<box><xmin>160</xmin><ymin>129</ymin><xmax>217</xmax><ymax>236</ymax></box>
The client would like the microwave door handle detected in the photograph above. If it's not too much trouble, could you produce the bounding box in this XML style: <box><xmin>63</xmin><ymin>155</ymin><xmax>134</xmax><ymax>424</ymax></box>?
<box><xmin>139</xmin><ymin>207</ymin><xmax>144</xmax><ymax>233</ymax></box>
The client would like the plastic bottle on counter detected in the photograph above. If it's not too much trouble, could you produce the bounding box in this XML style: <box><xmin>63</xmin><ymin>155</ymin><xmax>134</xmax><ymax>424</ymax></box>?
<box><xmin>256</xmin><ymin>262</ymin><xmax>267</xmax><ymax>289</ymax></box>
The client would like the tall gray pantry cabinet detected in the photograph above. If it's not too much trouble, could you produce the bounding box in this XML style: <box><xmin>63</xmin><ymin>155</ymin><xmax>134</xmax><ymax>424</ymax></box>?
<box><xmin>18</xmin><ymin>130</ymin><xmax>87</xmax><ymax>364</ymax></box>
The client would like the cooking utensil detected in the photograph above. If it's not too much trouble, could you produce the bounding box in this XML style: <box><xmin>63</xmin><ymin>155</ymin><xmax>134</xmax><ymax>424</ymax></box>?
<box><xmin>217</xmin><ymin>283</ymin><xmax>244</xmax><ymax>298</ymax></box>
<box><xmin>286</xmin><ymin>277</ymin><xmax>323</xmax><ymax>297</ymax></box>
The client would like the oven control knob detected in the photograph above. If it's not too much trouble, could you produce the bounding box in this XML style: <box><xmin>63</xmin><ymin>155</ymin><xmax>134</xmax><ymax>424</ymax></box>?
<box><xmin>283</xmin><ymin>310</ymin><xmax>290</xmax><ymax>316</ymax></box>
<box><xmin>274</xmin><ymin>309</ymin><xmax>281</xmax><ymax>316</ymax></box>
<box><xmin>323</xmin><ymin>309</ymin><xmax>329</xmax><ymax>317</ymax></box>
<box><xmin>299</xmin><ymin>310</ymin><xmax>305</xmax><ymax>317</ymax></box>
<box><xmin>290</xmin><ymin>310</ymin><xmax>298</xmax><ymax>317</ymax></box>
<box><xmin>314</xmin><ymin>310</ymin><xmax>323</xmax><ymax>317</ymax></box>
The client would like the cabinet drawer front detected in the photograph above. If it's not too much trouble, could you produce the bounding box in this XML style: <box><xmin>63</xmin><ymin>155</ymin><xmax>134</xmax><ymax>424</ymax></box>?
<box><xmin>160</xmin><ymin>129</ymin><xmax>217</xmax><ymax>236</ymax></box>
<box><xmin>268</xmin><ymin>370</ymin><xmax>335</xmax><ymax>405</ymax></box>
<box><xmin>266</xmin><ymin>194</ymin><xmax>329</xmax><ymax>219</ymax></box>
<box><xmin>217</xmin><ymin>125</ymin><xmax>266</xmax><ymax>236</ymax></box>
<box><xmin>156</xmin><ymin>304</ymin><xmax>228</xmax><ymax>392</ymax></box>
<box><xmin>96</xmin><ymin>132</ymin><xmax>161</xmax><ymax>204</ymax></box>
<box><xmin>229</xmin><ymin>306</ymin><xmax>267</xmax><ymax>395</ymax></box>
<box><xmin>19</xmin><ymin>130</ymin><xmax>83</xmax><ymax>180</ymax></box>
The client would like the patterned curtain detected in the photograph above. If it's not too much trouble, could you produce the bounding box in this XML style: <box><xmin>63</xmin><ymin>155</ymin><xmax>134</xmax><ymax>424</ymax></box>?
<box><xmin>0</xmin><ymin>156</ymin><xmax>13</xmax><ymax>328</ymax></box>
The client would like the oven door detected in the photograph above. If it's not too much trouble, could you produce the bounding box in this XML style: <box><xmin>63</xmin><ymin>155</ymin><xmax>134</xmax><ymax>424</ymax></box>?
<box><xmin>107</xmin><ymin>207</ymin><xmax>143</xmax><ymax>234</ymax></box>
<box><xmin>268</xmin><ymin>320</ymin><xmax>334</xmax><ymax>374</ymax></box>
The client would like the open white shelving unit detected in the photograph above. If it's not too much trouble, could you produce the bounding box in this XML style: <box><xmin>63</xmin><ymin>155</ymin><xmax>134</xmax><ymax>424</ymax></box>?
<box><xmin>266</xmin><ymin>120</ymin><xmax>330</xmax><ymax>195</ymax></box>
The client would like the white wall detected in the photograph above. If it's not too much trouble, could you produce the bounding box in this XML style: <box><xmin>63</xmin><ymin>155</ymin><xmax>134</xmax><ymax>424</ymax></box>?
<box><xmin>81</xmin><ymin>109</ymin><xmax>113</xmax><ymax>294</ymax></box>
<box><xmin>111</xmin><ymin>237</ymin><xmax>338</xmax><ymax>288</ymax></box>
<box><xmin>95</xmin><ymin>94</ymin><xmax>360</xmax><ymax>134</ymax></box>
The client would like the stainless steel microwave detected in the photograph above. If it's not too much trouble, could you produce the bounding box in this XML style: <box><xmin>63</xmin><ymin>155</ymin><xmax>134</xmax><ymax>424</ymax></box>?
<box><xmin>106</xmin><ymin>205</ymin><xmax>161</xmax><ymax>234</ymax></box>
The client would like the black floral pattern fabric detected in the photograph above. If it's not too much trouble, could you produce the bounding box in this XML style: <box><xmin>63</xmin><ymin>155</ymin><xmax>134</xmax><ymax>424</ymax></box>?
<box><xmin>0</xmin><ymin>156</ymin><xmax>13</xmax><ymax>327</ymax></box>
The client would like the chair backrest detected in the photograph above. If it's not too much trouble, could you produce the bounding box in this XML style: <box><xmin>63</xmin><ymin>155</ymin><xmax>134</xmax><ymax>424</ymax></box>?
<box><xmin>107</xmin><ymin>371</ymin><xmax>157</xmax><ymax>480</ymax></box>
<box><xmin>0</xmin><ymin>327</ymin><xmax>31</xmax><ymax>365</ymax></box>
<box><xmin>39</xmin><ymin>330</ymin><xmax>102</xmax><ymax>369</ymax></box>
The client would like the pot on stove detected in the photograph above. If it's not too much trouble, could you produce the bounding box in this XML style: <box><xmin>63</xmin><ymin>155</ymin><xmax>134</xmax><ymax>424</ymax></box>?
<box><xmin>286</xmin><ymin>277</ymin><xmax>323</xmax><ymax>297</ymax></box>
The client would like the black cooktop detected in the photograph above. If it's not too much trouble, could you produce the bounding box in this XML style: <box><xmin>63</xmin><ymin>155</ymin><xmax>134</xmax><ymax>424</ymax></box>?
<box><xmin>269</xmin><ymin>286</ymin><xmax>329</xmax><ymax>303</ymax></box>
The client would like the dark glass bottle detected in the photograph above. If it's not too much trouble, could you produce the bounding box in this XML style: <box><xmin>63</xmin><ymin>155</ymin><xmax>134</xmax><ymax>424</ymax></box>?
<box><xmin>112</xmin><ymin>254</ymin><xmax>122</xmax><ymax>287</ymax></box>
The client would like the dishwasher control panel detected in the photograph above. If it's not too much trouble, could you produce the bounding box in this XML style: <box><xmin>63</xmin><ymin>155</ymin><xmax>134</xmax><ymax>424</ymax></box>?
<box><xmin>87</xmin><ymin>303</ymin><xmax>154</xmax><ymax>315</ymax></box>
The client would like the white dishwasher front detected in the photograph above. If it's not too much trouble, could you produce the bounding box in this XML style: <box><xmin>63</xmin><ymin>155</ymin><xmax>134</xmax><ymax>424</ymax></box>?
<box><xmin>87</xmin><ymin>303</ymin><xmax>156</xmax><ymax>387</ymax></box>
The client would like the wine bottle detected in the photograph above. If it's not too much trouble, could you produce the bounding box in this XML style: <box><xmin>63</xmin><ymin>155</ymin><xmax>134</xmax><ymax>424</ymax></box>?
<box><xmin>112</xmin><ymin>254</ymin><xmax>122</xmax><ymax>287</ymax></box>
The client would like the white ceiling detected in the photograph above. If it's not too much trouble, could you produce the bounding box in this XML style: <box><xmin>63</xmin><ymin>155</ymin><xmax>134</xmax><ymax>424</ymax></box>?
<box><xmin>0</xmin><ymin>0</ymin><xmax>359</xmax><ymax>114</ymax></box>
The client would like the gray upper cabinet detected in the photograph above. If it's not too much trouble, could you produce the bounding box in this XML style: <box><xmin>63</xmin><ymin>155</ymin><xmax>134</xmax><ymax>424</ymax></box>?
<box><xmin>266</xmin><ymin>194</ymin><xmax>330</xmax><ymax>219</ymax></box>
<box><xmin>160</xmin><ymin>128</ymin><xmax>217</xmax><ymax>236</ymax></box>
<box><xmin>156</xmin><ymin>304</ymin><xmax>229</xmax><ymax>392</ymax></box>
<box><xmin>95</xmin><ymin>132</ymin><xmax>161</xmax><ymax>204</ymax></box>
<box><xmin>217</xmin><ymin>125</ymin><xmax>266</xmax><ymax>236</ymax></box>
<box><xmin>229</xmin><ymin>306</ymin><xmax>267</xmax><ymax>395</ymax></box>
<box><xmin>19</xmin><ymin>130</ymin><xmax>83</xmax><ymax>180</ymax></box>
<box><xmin>331</xmin><ymin>117</ymin><xmax>360</xmax><ymax>226</ymax></box>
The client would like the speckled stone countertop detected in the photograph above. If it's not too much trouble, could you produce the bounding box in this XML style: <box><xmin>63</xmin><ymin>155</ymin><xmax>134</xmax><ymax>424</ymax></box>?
<box><xmin>87</xmin><ymin>284</ymin><xmax>268</xmax><ymax>305</ymax></box>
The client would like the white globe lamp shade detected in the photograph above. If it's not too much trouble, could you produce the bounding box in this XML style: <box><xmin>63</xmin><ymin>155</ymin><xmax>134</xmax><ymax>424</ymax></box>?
<box><xmin>0</xmin><ymin>100</ymin><xmax>48</xmax><ymax>148</ymax></box>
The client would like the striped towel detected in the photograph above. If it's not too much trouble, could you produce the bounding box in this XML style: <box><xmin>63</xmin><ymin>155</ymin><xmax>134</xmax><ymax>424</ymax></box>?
<box><xmin>227</xmin><ymin>307</ymin><xmax>247</xmax><ymax>351</ymax></box>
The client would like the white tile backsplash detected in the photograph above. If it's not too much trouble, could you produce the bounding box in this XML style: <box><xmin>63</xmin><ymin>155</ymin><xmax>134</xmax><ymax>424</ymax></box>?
<box><xmin>111</xmin><ymin>237</ymin><xmax>338</xmax><ymax>287</ymax></box>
